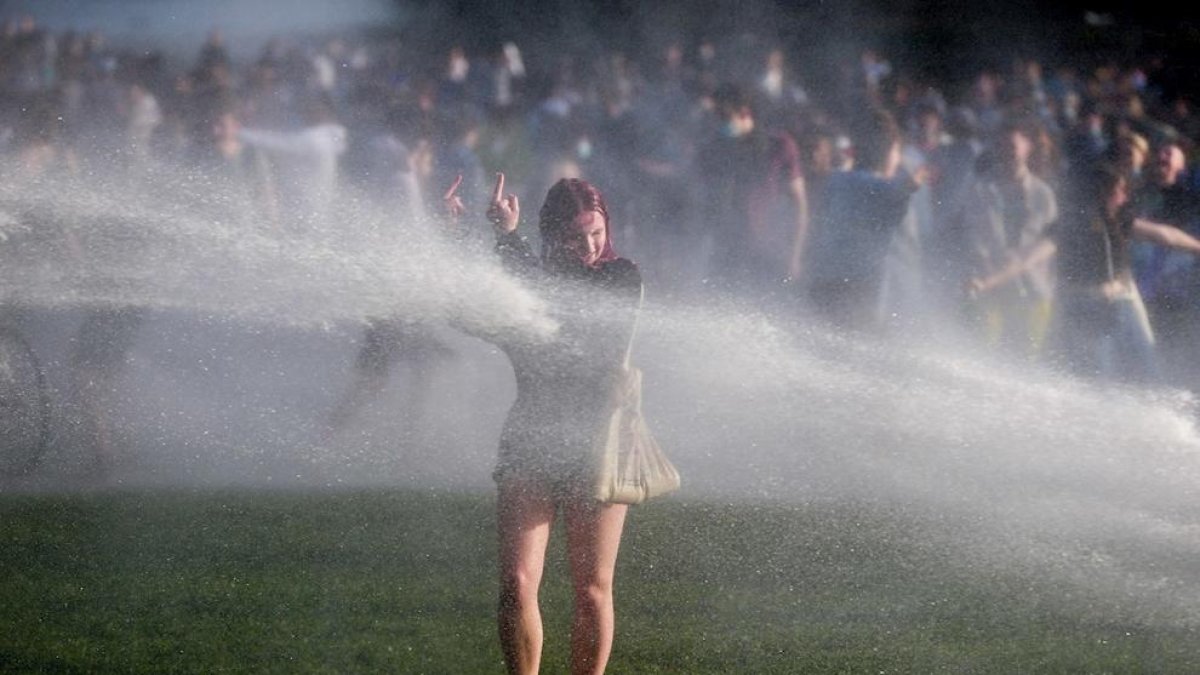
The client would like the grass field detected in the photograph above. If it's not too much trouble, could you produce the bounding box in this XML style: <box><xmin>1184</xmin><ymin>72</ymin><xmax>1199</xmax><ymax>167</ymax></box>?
<box><xmin>2</xmin><ymin>488</ymin><xmax>1197</xmax><ymax>673</ymax></box>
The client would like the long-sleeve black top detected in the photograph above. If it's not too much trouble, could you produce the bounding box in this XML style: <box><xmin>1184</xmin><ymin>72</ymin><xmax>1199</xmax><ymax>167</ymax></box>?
<box><xmin>484</xmin><ymin>228</ymin><xmax>643</xmax><ymax>470</ymax></box>
<box><xmin>489</xmin><ymin>230</ymin><xmax>643</xmax><ymax>477</ymax></box>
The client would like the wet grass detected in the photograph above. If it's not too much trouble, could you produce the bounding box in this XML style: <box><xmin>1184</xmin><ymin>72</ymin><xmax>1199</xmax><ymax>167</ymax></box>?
<box><xmin>1</xmin><ymin>488</ymin><xmax>1197</xmax><ymax>673</ymax></box>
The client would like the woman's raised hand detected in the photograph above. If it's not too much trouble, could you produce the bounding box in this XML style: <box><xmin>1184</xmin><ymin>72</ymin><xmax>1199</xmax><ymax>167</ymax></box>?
<box><xmin>487</xmin><ymin>172</ymin><xmax>520</xmax><ymax>233</ymax></box>
<box><xmin>442</xmin><ymin>174</ymin><xmax>466</xmax><ymax>220</ymax></box>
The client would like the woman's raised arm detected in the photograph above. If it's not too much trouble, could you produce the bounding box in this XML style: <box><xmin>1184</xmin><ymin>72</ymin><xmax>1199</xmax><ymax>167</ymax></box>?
<box><xmin>486</xmin><ymin>172</ymin><xmax>520</xmax><ymax>234</ymax></box>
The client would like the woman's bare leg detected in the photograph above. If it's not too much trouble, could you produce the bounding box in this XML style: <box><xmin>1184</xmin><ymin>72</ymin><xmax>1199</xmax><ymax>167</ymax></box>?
<box><xmin>564</xmin><ymin>499</ymin><xmax>628</xmax><ymax>675</ymax></box>
<box><xmin>497</xmin><ymin>479</ymin><xmax>557</xmax><ymax>675</ymax></box>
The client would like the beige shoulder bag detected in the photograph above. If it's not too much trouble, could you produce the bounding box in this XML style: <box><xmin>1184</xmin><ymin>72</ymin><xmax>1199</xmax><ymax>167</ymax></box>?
<box><xmin>590</xmin><ymin>286</ymin><xmax>681</xmax><ymax>504</ymax></box>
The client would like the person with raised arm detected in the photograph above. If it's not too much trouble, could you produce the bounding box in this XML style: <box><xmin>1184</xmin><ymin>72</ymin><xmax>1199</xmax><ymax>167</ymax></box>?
<box><xmin>447</xmin><ymin>172</ymin><xmax>642</xmax><ymax>675</ymax></box>
<box><xmin>971</xmin><ymin>164</ymin><xmax>1200</xmax><ymax>381</ymax></box>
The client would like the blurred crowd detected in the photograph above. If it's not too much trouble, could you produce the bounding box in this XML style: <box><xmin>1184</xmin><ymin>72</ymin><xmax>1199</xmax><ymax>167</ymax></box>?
<box><xmin>5</xmin><ymin>13</ymin><xmax>1200</xmax><ymax>391</ymax></box>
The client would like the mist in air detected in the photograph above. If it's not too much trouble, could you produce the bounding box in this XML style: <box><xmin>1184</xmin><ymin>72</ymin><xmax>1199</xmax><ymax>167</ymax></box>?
<box><xmin>2</xmin><ymin>0</ymin><xmax>1200</xmax><ymax>629</ymax></box>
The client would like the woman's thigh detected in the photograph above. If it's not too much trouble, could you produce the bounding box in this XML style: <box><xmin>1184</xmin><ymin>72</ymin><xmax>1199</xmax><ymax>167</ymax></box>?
<box><xmin>496</xmin><ymin>479</ymin><xmax>559</xmax><ymax>583</ymax></box>
<box><xmin>562</xmin><ymin>499</ymin><xmax>628</xmax><ymax>588</ymax></box>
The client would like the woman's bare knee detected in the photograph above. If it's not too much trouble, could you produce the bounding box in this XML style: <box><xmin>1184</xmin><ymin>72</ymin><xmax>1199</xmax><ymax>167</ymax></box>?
<box><xmin>501</xmin><ymin>564</ymin><xmax>544</xmax><ymax>604</ymax></box>
<box><xmin>573</xmin><ymin>578</ymin><xmax>614</xmax><ymax>614</ymax></box>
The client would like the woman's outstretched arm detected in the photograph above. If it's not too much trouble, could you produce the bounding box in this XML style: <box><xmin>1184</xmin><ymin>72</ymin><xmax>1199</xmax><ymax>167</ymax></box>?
<box><xmin>1133</xmin><ymin>217</ymin><xmax>1200</xmax><ymax>255</ymax></box>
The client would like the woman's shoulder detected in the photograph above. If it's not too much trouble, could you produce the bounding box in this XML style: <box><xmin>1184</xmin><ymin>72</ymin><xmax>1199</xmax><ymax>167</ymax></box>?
<box><xmin>597</xmin><ymin>257</ymin><xmax>642</xmax><ymax>290</ymax></box>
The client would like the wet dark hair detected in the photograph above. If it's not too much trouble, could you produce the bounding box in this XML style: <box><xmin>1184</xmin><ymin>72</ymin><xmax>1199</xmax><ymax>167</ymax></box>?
<box><xmin>998</xmin><ymin>115</ymin><xmax>1039</xmax><ymax>142</ymax></box>
<box><xmin>1083</xmin><ymin>163</ymin><xmax>1125</xmax><ymax>197</ymax></box>
<box><xmin>1067</xmin><ymin>162</ymin><xmax>1125</xmax><ymax>219</ymax></box>
<box><xmin>538</xmin><ymin>178</ymin><xmax>616</xmax><ymax>265</ymax></box>
<box><xmin>849</xmin><ymin>106</ymin><xmax>900</xmax><ymax>172</ymax></box>
<box><xmin>799</xmin><ymin>124</ymin><xmax>838</xmax><ymax>156</ymax></box>
<box><xmin>945</xmin><ymin>106</ymin><xmax>979</xmax><ymax>141</ymax></box>
<box><xmin>712</xmin><ymin>82</ymin><xmax>752</xmax><ymax>114</ymax></box>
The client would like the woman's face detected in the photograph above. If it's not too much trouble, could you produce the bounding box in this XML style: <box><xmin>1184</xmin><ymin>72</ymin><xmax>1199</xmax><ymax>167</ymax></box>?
<box><xmin>809</xmin><ymin>138</ymin><xmax>833</xmax><ymax>175</ymax></box>
<box><xmin>1106</xmin><ymin>176</ymin><xmax>1129</xmax><ymax>216</ymax></box>
<box><xmin>556</xmin><ymin>210</ymin><xmax>608</xmax><ymax>268</ymax></box>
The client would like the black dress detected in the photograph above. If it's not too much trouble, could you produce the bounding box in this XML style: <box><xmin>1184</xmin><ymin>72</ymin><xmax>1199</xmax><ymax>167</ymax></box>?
<box><xmin>490</xmin><ymin>231</ymin><xmax>643</xmax><ymax>492</ymax></box>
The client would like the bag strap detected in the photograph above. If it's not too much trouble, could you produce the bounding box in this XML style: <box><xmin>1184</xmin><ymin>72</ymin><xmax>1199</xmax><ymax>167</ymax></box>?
<box><xmin>621</xmin><ymin>283</ymin><xmax>645</xmax><ymax>369</ymax></box>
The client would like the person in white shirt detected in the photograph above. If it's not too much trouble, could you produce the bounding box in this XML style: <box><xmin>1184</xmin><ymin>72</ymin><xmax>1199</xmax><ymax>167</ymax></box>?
<box><xmin>238</xmin><ymin>97</ymin><xmax>347</xmax><ymax>229</ymax></box>
<box><xmin>125</xmin><ymin>83</ymin><xmax>161</xmax><ymax>165</ymax></box>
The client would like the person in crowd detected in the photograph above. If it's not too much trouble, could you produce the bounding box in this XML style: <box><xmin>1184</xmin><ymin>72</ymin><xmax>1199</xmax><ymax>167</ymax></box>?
<box><xmin>971</xmin><ymin>164</ymin><xmax>1200</xmax><ymax>382</ymax></box>
<box><xmin>523</xmin><ymin>68</ymin><xmax>588</xmax><ymax>207</ymax></box>
<box><xmin>323</xmin><ymin>316</ymin><xmax>454</xmax><ymax>441</ymax></box>
<box><xmin>1010</xmin><ymin>57</ymin><xmax>1054</xmax><ymax>126</ymax></box>
<box><xmin>476</xmin><ymin>103</ymin><xmax>533</xmax><ymax>209</ymax></box>
<box><xmin>1115</xmin><ymin>131</ymin><xmax>1150</xmax><ymax>189</ymax></box>
<box><xmin>167</xmin><ymin>108</ymin><xmax>269</xmax><ymax>229</ymax></box>
<box><xmin>924</xmin><ymin>106</ymin><xmax>984</xmax><ymax>303</ymax></box>
<box><xmin>14</xmin><ymin>10</ymin><xmax>1200</xmax><ymax>474</ymax></box>
<box><xmin>877</xmin><ymin>103</ymin><xmax>942</xmax><ymax>329</ymax></box>
<box><xmin>1028</xmin><ymin>121</ymin><xmax>1067</xmax><ymax>191</ymax></box>
<box><xmin>7</xmin><ymin>91</ymin><xmax>66</xmax><ymax>176</ymax></box>
<box><xmin>447</xmin><ymin>172</ymin><xmax>642</xmax><ymax>675</ymax></box>
<box><xmin>434</xmin><ymin>108</ymin><xmax>488</xmax><ymax>224</ymax></box>
<box><xmin>1063</xmin><ymin>101</ymin><xmax>1111</xmax><ymax>171</ymax></box>
<box><xmin>860</xmin><ymin>49</ymin><xmax>893</xmax><ymax>106</ymax></box>
<box><xmin>194</xmin><ymin>29</ymin><xmax>231</xmax><ymax>78</ymax></box>
<box><xmin>967</xmin><ymin>72</ymin><xmax>1005</xmax><ymax>138</ymax></box>
<box><xmin>488</xmin><ymin>42</ymin><xmax>526</xmax><ymax>111</ymax></box>
<box><xmin>324</xmin><ymin>107</ymin><xmax>452</xmax><ymax>442</ymax></box>
<box><xmin>68</xmin><ymin>306</ymin><xmax>145</xmax><ymax>475</ymax></box>
<box><xmin>237</xmin><ymin>95</ymin><xmax>348</xmax><ymax>230</ymax></box>
<box><xmin>962</xmin><ymin>118</ymin><xmax>1059</xmax><ymax>355</ymax></box>
<box><xmin>1129</xmin><ymin>141</ymin><xmax>1200</xmax><ymax>382</ymax></box>
<box><xmin>359</xmin><ymin>103</ymin><xmax>431</xmax><ymax>221</ymax></box>
<box><xmin>124</xmin><ymin>82</ymin><xmax>162</xmax><ymax>167</ymax></box>
<box><xmin>804</xmin><ymin>106</ymin><xmax>924</xmax><ymax>330</ymax></box>
<box><xmin>626</xmin><ymin>73</ymin><xmax>698</xmax><ymax>292</ymax></box>
<box><xmin>797</xmin><ymin>124</ymin><xmax>839</xmax><ymax>230</ymax></box>
<box><xmin>440</xmin><ymin>45</ymin><xmax>475</xmax><ymax>108</ymax></box>
<box><xmin>1130</xmin><ymin>142</ymin><xmax>1198</xmax><ymax>299</ymax></box>
<box><xmin>756</xmin><ymin>47</ymin><xmax>808</xmax><ymax>129</ymax></box>
<box><xmin>1167</xmin><ymin>96</ymin><xmax>1200</xmax><ymax>141</ymax></box>
<box><xmin>695</xmin><ymin>83</ymin><xmax>807</xmax><ymax>297</ymax></box>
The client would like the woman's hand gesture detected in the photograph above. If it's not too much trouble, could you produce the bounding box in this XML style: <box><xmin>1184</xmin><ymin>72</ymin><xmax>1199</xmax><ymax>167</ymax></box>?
<box><xmin>442</xmin><ymin>174</ymin><xmax>466</xmax><ymax>220</ymax></box>
<box><xmin>487</xmin><ymin>172</ymin><xmax>520</xmax><ymax>233</ymax></box>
